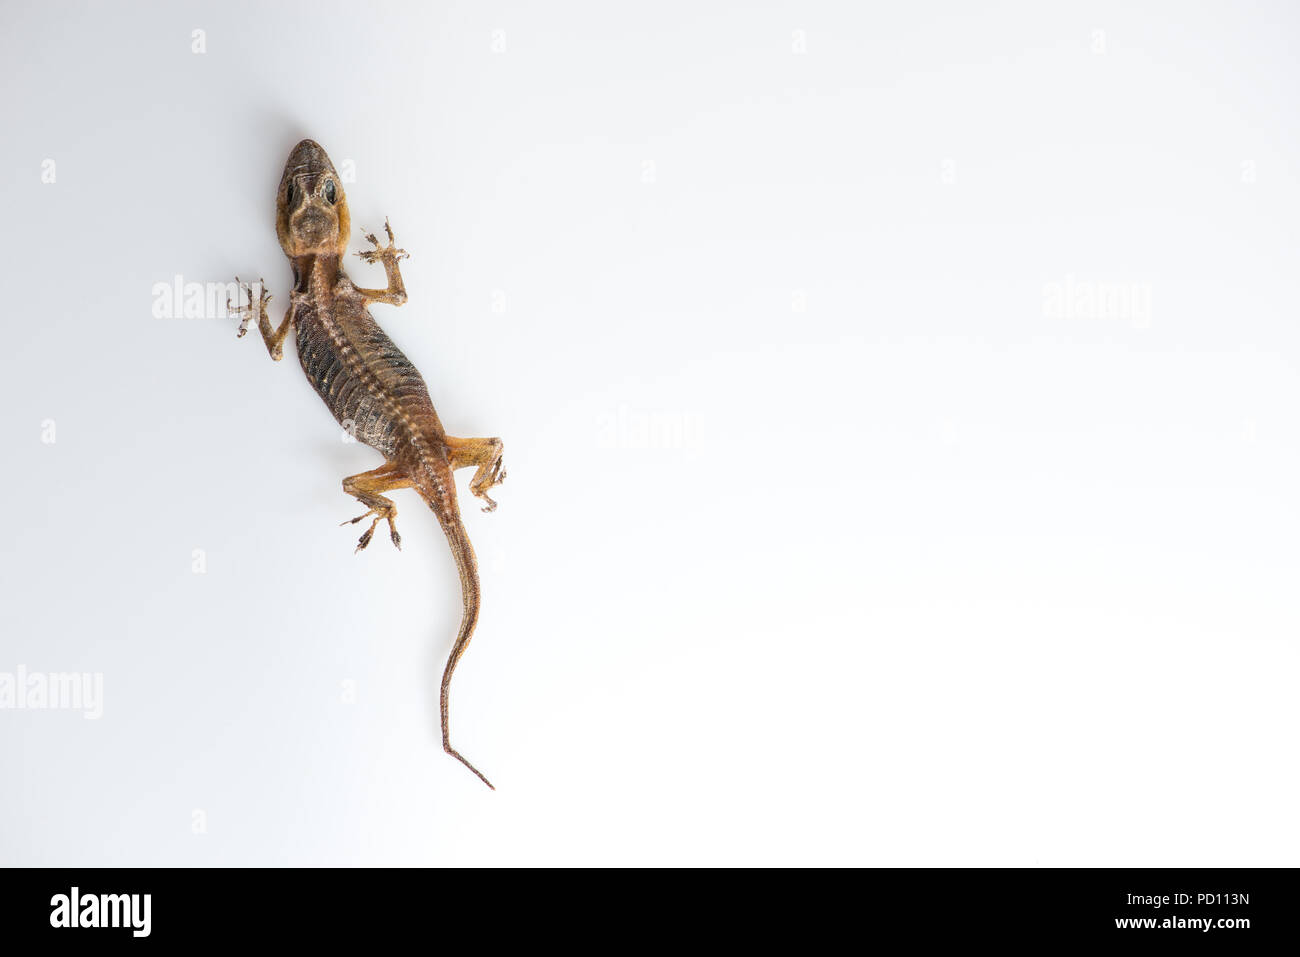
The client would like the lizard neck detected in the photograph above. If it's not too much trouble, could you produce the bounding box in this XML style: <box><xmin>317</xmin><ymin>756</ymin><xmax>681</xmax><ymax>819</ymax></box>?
<box><xmin>291</xmin><ymin>254</ymin><xmax>344</xmax><ymax>298</ymax></box>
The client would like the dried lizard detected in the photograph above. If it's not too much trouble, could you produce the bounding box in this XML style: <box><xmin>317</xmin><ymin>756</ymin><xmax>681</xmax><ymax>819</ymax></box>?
<box><xmin>229</xmin><ymin>139</ymin><xmax>505</xmax><ymax>789</ymax></box>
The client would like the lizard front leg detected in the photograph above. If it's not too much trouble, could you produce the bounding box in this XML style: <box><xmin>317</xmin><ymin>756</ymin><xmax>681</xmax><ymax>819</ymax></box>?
<box><xmin>341</xmin><ymin>461</ymin><xmax>415</xmax><ymax>551</ymax></box>
<box><xmin>353</xmin><ymin>219</ymin><xmax>408</xmax><ymax>306</ymax></box>
<box><xmin>229</xmin><ymin>277</ymin><xmax>294</xmax><ymax>360</ymax></box>
<box><xmin>445</xmin><ymin>436</ymin><xmax>506</xmax><ymax>512</ymax></box>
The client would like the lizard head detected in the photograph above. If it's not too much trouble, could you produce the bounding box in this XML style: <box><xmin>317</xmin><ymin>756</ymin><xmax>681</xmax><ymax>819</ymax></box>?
<box><xmin>276</xmin><ymin>139</ymin><xmax>351</xmax><ymax>258</ymax></box>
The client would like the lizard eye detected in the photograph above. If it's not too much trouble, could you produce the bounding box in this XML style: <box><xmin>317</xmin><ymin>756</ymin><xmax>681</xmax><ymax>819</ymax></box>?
<box><xmin>324</xmin><ymin>179</ymin><xmax>337</xmax><ymax>204</ymax></box>
<box><xmin>285</xmin><ymin>181</ymin><xmax>295</xmax><ymax>205</ymax></box>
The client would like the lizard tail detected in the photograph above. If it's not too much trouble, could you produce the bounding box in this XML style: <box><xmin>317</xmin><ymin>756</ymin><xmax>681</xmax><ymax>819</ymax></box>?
<box><xmin>421</xmin><ymin>487</ymin><xmax>495</xmax><ymax>790</ymax></box>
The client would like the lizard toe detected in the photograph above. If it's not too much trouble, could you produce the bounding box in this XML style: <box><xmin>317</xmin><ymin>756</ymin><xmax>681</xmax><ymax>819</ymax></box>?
<box><xmin>355</xmin><ymin>524</ymin><xmax>376</xmax><ymax>552</ymax></box>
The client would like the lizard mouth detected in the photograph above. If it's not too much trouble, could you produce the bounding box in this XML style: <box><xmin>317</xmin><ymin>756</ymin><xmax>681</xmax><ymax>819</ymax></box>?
<box><xmin>293</xmin><ymin>205</ymin><xmax>335</xmax><ymax>245</ymax></box>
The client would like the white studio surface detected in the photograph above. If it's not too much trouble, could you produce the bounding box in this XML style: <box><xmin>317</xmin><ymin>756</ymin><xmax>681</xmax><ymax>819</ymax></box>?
<box><xmin>0</xmin><ymin>1</ymin><xmax>1298</xmax><ymax>866</ymax></box>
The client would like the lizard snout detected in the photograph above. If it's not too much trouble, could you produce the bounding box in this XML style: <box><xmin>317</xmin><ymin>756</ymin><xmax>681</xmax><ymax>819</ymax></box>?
<box><xmin>287</xmin><ymin>138</ymin><xmax>329</xmax><ymax>168</ymax></box>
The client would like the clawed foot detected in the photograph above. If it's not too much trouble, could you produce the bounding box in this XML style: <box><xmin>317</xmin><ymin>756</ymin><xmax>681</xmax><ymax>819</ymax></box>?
<box><xmin>342</xmin><ymin>507</ymin><xmax>402</xmax><ymax>552</ymax></box>
<box><xmin>228</xmin><ymin>276</ymin><xmax>271</xmax><ymax>339</ymax></box>
<box><xmin>357</xmin><ymin>219</ymin><xmax>408</xmax><ymax>266</ymax></box>
<box><xmin>472</xmin><ymin>459</ymin><xmax>507</xmax><ymax>513</ymax></box>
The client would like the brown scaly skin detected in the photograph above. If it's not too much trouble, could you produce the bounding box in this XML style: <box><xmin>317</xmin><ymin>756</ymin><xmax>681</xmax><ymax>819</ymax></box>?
<box><xmin>229</xmin><ymin>139</ymin><xmax>505</xmax><ymax>789</ymax></box>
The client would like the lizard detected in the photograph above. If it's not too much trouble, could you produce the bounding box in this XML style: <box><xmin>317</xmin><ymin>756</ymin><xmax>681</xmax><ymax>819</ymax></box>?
<box><xmin>228</xmin><ymin>138</ymin><xmax>505</xmax><ymax>789</ymax></box>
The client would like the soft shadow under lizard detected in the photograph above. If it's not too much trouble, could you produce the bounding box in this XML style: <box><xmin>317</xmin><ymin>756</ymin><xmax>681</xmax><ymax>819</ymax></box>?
<box><xmin>228</xmin><ymin>138</ymin><xmax>506</xmax><ymax>789</ymax></box>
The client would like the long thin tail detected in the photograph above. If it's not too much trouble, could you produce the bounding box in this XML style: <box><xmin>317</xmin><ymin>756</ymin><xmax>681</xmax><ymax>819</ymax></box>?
<box><xmin>426</xmin><ymin>494</ymin><xmax>495</xmax><ymax>790</ymax></box>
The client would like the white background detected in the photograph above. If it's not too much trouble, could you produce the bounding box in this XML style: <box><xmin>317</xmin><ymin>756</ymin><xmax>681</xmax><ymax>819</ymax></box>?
<box><xmin>1</xmin><ymin>1</ymin><xmax>1298</xmax><ymax>866</ymax></box>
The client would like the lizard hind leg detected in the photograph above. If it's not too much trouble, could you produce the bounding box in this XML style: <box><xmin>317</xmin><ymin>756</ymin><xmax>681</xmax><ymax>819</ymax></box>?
<box><xmin>341</xmin><ymin>463</ymin><xmax>415</xmax><ymax>552</ymax></box>
<box><xmin>445</xmin><ymin>436</ymin><xmax>506</xmax><ymax>512</ymax></box>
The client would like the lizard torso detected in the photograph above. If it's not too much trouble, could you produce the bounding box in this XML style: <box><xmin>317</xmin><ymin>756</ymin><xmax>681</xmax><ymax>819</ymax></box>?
<box><xmin>292</xmin><ymin>261</ymin><xmax>457</xmax><ymax>516</ymax></box>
